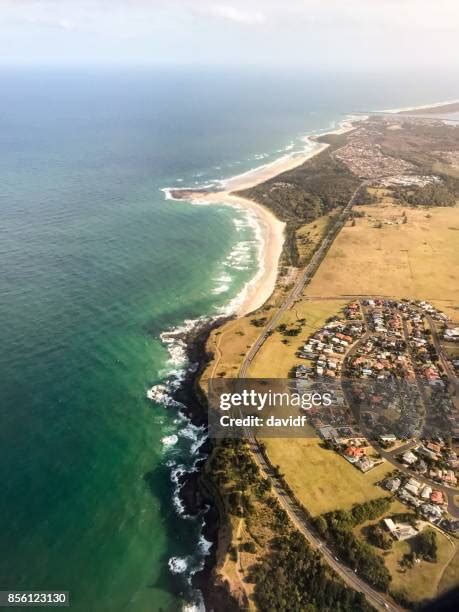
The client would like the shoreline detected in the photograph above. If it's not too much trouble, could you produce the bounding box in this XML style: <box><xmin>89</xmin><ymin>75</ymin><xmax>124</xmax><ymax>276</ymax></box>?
<box><xmin>377</xmin><ymin>98</ymin><xmax>459</xmax><ymax>114</ymax></box>
<box><xmin>163</xmin><ymin>97</ymin><xmax>457</xmax><ymax>318</ymax></box>
<box><xmin>160</xmin><ymin>98</ymin><xmax>457</xmax><ymax>609</ymax></box>
<box><xmin>166</xmin><ymin>116</ymin><xmax>359</xmax><ymax>317</ymax></box>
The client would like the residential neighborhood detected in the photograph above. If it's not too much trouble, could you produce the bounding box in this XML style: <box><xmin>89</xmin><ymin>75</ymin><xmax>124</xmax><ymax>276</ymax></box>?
<box><xmin>291</xmin><ymin>298</ymin><xmax>459</xmax><ymax>534</ymax></box>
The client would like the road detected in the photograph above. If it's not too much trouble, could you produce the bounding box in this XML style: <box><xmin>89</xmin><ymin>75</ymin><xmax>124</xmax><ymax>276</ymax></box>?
<box><xmin>247</xmin><ymin>440</ymin><xmax>400</xmax><ymax>611</ymax></box>
<box><xmin>240</xmin><ymin>181</ymin><xmax>367</xmax><ymax>377</ymax></box>
<box><xmin>426</xmin><ymin>315</ymin><xmax>459</xmax><ymax>395</ymax></box>
<box><xmin>237</xmin><ymin>184</ymin><xmax>401</xmax><ymax>611</ymax></box>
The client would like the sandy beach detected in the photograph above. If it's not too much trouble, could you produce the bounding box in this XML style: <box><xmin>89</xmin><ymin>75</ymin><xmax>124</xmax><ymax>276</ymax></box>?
<box><xmin>176</xmin><ymin>121</ymin><xmax>358</xmax><ymax>317</ymax></box>
<box><xmin>177</xmin><ymin>142</ymin><xmax>326</xmax><ymax>316</ymax></box>
<box><xmin>379</xmin><ymin>99</ymin><xmax>459</xmax><ymax>114</ymax></box>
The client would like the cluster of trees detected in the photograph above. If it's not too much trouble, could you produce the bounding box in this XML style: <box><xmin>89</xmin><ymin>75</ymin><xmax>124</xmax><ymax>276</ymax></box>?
<box><xmin>416</xmin><ymin>528</ymin><xmax>438</xmax><ymax>562</ymax></box>
<box><xmin>353</xmin><ymin>187</ymin><xmax>377</xmax><ymax>206</ymax></box>
<box><xmin>277</xmin><ymin>323</ymin><xmax>301</xmax><ymax>336</ymax></box>
<box><xmin>236</xmin><ymin>140</ymin><xmax>360</xmax><ymax>265</ymax></box>
<box><xmin>249</xmin><ymin>533</ymin><xmax>374</xmax><ymax>612</ymax></box>
<box><xmin>393</xmin><ymin>182</ymin><xmax>456</xmax><ymax>207</ymax></box>
<box><xmin>367</xmin><ymin>524</ymin><xmax>393</xmax><ymax>550</ymax></box>
<box><xmin>313</xmin><ymin>498</ymin><xmax>392</xmax><ymax>591</ymax></box>
<box><xmin>208</xmin><ymin>439</ymin><xmax>263</xmax><ymax>514</ymax></box>
<box><xmin>250</xmin><ymin>316</ymin><xmax>267</xmax><ymax>327</ymax></box>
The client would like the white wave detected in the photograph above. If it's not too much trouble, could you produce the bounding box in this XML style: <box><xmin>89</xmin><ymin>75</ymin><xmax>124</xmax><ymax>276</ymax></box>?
<box><xmin>170</xmin><ymin>464</ymin><xmax>188</xmax><ymax>516</ymax></box>
<box><xmin>182</xmin><ymin>599</ymin><xmax>205</xmax><ymax>612</ymax></box>
<box><xmin>233</xmin><ymin>217</ymin><xmax>249</xmax><ymax>232</ymax></box>
<box><xmin>147</xmin><ymin>384</ymin><xmax>173</xmax><ymax>404</ymax></box>
<box><xmin>215</xmin><ymin>272</ymin><xmax>232</xmax><ymax>283</ymax></box>
<box><xmin>212</xmin><ymin>283</ymin><xmax>229</xmax><ymax>295</ymax></box>
<box><xmin>178</xmin><ymin>421</ymin><xmax>207</xmax><ymax>455</ymax></box>
<box><xmin>161</xmin><ymin>434</ymin><xmax>178</xmax><ymax>447</ymax></box>
<box><xmin>198</xmin><ymin>532</ymin><xmax>212</xmax><ymax>556</ymax></box>
<box><xmin>160</xmin><ymin>317</ymin><xmax>206</xmax><ymax>373</ymax></box>
<box><xmin>147</xmin><ymin>320</ymin><xmax>214</xmax><ymax>606</ymax></box>
<box><xmin>161</xmin><ymin>187</ymin><xmax>174</xmax><ymax>200</ymax></box>
<box><xmin>179</xmin><ymin>422</ymin><xmax>205</xmax><ymax>442</ymax></box>
<box><xmin>223</xmin><ymin>239</ymin><xmax>253</xmax><ymax>272</ymax></box>
<box><xmin>253</xmin><ymin>153</ymin><xmax>269</xmax><ymax>160</ymax></box>
<box><xmin>168</xmin><ymin>556</ymin><xmax>189</xmax><ymax>574</ymax></box>
<box><xmin>217</xmin><ymin>206</ymin><xmax>265</xmax><ymax>316</ymax></box>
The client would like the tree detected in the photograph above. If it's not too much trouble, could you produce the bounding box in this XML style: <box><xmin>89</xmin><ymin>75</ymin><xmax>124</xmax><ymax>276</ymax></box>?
<box><xmin>367</xmin><ymin>525</ymin><xmax>392</xmax><ymax>550</ymax></box>
<box><xmin>416</xmin><ymin>529</ymin><xmax>437</xmax><ymax>562</ymax></box>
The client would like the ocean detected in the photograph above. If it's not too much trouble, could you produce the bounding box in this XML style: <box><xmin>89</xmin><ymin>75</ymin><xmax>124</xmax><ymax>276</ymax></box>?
<box><xmin>1</xmin><ymin>67</ymin><xmax>457</xmax><ymax>611</ymax></box>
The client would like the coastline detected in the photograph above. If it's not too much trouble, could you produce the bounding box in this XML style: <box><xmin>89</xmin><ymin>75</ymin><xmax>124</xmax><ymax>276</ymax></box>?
<box><xmin>167</xmin><ymin>117</ymin><xmax>359</xmax><ymax>318</ymax></box>
<box><xmin>377</xmin><ymin>98</ymin><xmax>459</xmax><ymax>114</ymax></box>
<box><xmin>158</xmin><ymin>99</ymin><xmax>458</xmax><ymax>609</ymax></box>
<box><xmin>188</xmin><ymin>99</ymin><xmax>456</xmax><ymax>317</ymax></box>
<box><xmin>157</xmin><ymin>120</ymin><xmax>360</xmax><ymax>609</ymax></box>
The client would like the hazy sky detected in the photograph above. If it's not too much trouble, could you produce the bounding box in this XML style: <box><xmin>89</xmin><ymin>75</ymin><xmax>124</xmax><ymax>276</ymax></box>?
<box><xmin>1</xmin><ymin>0</ymin><xmax>458</xmax><ymax>70</ymax></box>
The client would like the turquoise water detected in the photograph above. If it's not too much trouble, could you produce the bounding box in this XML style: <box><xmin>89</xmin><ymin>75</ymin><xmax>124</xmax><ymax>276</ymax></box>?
<box><xmin>1</xmin><ymin>68</ymin><xmax>458</xmax><ymax>611</ymax></box>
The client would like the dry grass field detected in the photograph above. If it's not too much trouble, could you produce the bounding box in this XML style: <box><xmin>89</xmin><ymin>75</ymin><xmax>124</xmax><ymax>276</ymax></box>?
<box><xmin>304</xmin><ymin>202</ymin><xmax>459</xmax><ymax>318</ymax></box>
<box><xmin>383</xmin><ymin>529</ymin><xmax>455</xmax><ymax>603</ymax></box>
<box><xmin>353</xmin><ymin>503</ymin><xmax>457</xmax><ymax>602</ymax></box>
<box><xmin>203</xmin><ymin>196</ymin><xmax>458</xmax><ymax>596</ymax></box>
<box><xmin>439</xmin><ymin>546</ymin><xmax>459</xmax><ymax>595</ymax></box>
<box><xmin>263</xmin><ymin>438</ymin><xmax>392</xmax><ymax>516</ymax></box>
<box><xmin>296</xmin><ymin>213</ymin><xmax>335</xmax><ymax>264</ymax></box>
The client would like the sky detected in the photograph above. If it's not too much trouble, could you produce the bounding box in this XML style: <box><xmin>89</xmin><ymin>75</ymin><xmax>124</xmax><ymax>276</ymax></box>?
<box><xmin>0</xmin><ymin>0</ymin><xmax>458</xmax><ymax>70</ymax></box>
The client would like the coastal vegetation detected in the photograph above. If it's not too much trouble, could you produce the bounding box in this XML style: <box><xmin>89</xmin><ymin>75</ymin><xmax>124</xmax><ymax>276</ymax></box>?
<box><xmin>236</xmin><ymin>135</ymin><xmax>360</xmax><ymax>266</ymax></box>
<box><xmin>250</xmin><ymin>533</ymin><xmax>373</xmax><ymax>611</ymax></box>
<box><xmin>313</xmin><ymin>498</ymin><xmax>393</xmax><ymax>591</ymax></box>
<box><xmin>204</xmin><ymin>438</ymin><xmax>377</xmax><ymax>610</ymax></box>
<box><xmin>198</xmin><ymin>115</ymin><xmax>459</xmax><ymax>610</ymax></box>
<box><xmin>392</xmin><ymin>182</ymin><xmax>457</xmax><ymax>207</ymax></box>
